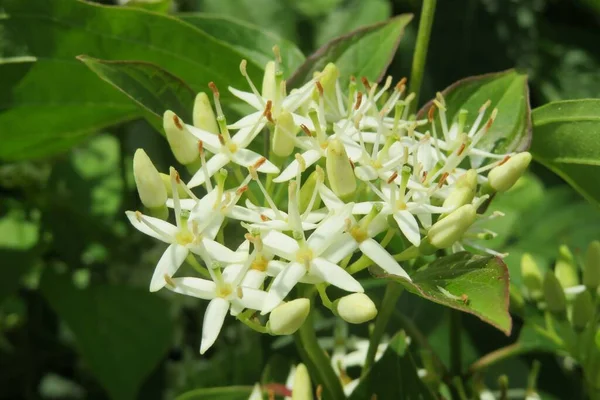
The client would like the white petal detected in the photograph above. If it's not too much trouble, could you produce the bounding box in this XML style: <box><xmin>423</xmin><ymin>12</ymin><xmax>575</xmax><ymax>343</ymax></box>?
<box><xmin>187</xmin><ymin>153</ymin><xmax>229</xmax><ymax>188</ymax></box>
<box><xmin>366</xmin><ymin>214</ymin><xmax>389</xmax><ymax>237</ymax></box>
<box><xmin>227</xmin><ymin>111</ymin><xmax>263</xmax><ymax>129</ymax></box>
<box><xmin>341</xmin><ymin>139</ymin><xmax>364</xmax><ymax>161</ymax></box>
<box><xmin>188</xmin><ymin>188</ymin><xmax>219</xmax><ymax>222</ymax></box>
<box><xmin>291</xmin><ymin>113</ymin><xmax>315</xmax><ymax>130</ymax></box>
<box><xmin>200</xmin><ymin>298</ymin><xmax>229</xmax><ymax>354</ymax></box>
<box><xmin>236</xmin><ymin>240</ymin><xmax>251</xmax><ymax>253</ymax></box>
<box><xmin>393</xmin><ymin>210</ymin><xmax>421</xmax><ymax>247</ymax></box>
<box><xmin>261</xmin><ymin>230</ymin><xmax>300</xmax><ymax>260</ymax></box>
<box><xmin>310</xmin><ymin>258</ymin><xmax>363</xmax><ymax>293</ymax></box>
<box><xmin>186</xmin><ymin>124</ymin><xmax>221</xmax><ymax>153</ymax></box>
<box><xmin>307</xmin><ymin>209</ymin><xmax>350</xmax><ymax>256</ymax></box>
<box><xmin>150</xmin><ymin>244</ymin><xmax>189</xmax><ymax>292</ymax></box>
<box><xmin>353</xmin><ymin>202</ymin><xmax>384</xmax><ymax>215</ymax></box>
<box><xmin>227</xmin><ymin>87</ymin><xmax>264</xmax><ymax>110</ymax></box>
<box><xmin>126</xmin><ymin>211</ymin><xmax>177</xmax><ymax>243</ymax></box>
<box><xmin>266</xmin><ymin>260</ymin><xmax>287</xmax><ymax>277</ymax></box>
<box><xmin>221</xmin><ymin>263</ymin><xmax>245</xmax><ymax>283</ymax></box>
<box><xmin>236</xmin><ymin>287</ymin><xmax>267</xmax><ymax>310</ymax></box>
<box><xmin>200</xmin><ymin>238</ymin><xmax>247</xmax><ymax>263</ymax></box>
<box><xmin>202</xmin><ymin>214</ymin><xmax>225</xmax><ymax>240</ymax></box>
<box><xmin>231</xmin><ymin>149</ymin><xmax>279</xmax><ymax>174</ymax></box>
<box><xmin>232</xmin><ymin>121</ymin><xmax>266</xmax><ymax>147</ymax></box>
<box><xmin>318</xmin><ymin>183</ymin><xmax>344</xmax><ymax>211</ymax></box>
<box><xmin>359</xmin><ymin>239</ymin><xmax>411</xmax><ymax>281</ymax></box>
<box><xmin>261</xmin><ymin>262</ymin><xmax>305</xmax><ymax>314</ymax></box>
<box><xmin>304</xmin><ymin>209</ymin><xmax>327</xmax><ymax>223</ymax></box>
<box><xmin>167</xmin><ymin>277</ymin><xmax>216</xmax><ymax>299</ymax></box>
<box><xmin>355</xmin><ymin>165</ymin><xmax>379</xmax><ymax>181</ymax></box>
<box><xmin>282</xmin><ymin>84</ymin><xmax>315</xmax><ymax>112</ymax></box>
<box><xmin>242</xmin><ymin>269</ymin><xmax>267</xmax><ymax>289</ymax></box>
<box><xmin>319</xmin><ymin>234</ymin><xmax>358</xmax><ymax>264</ymax></box>
<box><xmin>166</xmin><ymin>198</ymin><xmax>197</xmax><ymax>210</ymax></box>
<box><xmin>226</xmin><ymin>205</ymin><xmax>262</xmax><ymax>223</ymax></box>
<box><xmin>273</xmin><ymin>149</ymin><xmax>322</xmax><ymax>182</ymax></box>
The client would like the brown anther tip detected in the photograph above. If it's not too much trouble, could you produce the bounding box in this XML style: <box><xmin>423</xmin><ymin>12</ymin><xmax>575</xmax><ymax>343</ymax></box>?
<box><xmin>263</xmin><ymin>100</ymin><xmax>274</xmax><ymax>123</ymax></box>
<box><xmin>208</xmin><ymin>82</ymin><xmax>220</xmax><ymax>97</ymax></box>
<box><xmin>370</xmin><ymin>395</ymin><xmax>378</xmax><ymax>400</ymax></box>
<box><xmin>164</xmin><ymin>274</ymin><xmax>177</xmax><ymax>288</ymax></box>
<box><xmin>174</xmin><ymin>170</ymin><xmax>181</xmax><ymax>183</ymax></box>
<box><xmin>272</xmin><ymin>45</ymin><xmax>281</xmax><ymax>63</ymax></box>
<box><xmin>236</xmin><ymin>185</ymin><xmax>248</xmax><ymax>195</ymax></box>
<box><xmin>135</xmin><ymin>210</ymin><xmax>143</xmax><ymax>221</ymax></box>
<box><xmin>437</xmin><ymin>172</ymin><xmax>449</xmax><ymax>188</ymax></box>
<box><xmin>218</xmin><ymin>134</ymin><xmax>226</xmax><ymax>145</ymax></box>
<box><xmin>315</xmin><ymin>81</ymin><xmax>324</xmax><ymax>96</ymax></box>
<box><xmin>300</xmin><ymin>124</ymin><xmax>312</xmax><ymax>137</ymax></box>
<box><xmin>361</xmin><ymin>76</ymin><xmax>371</xmax><ymax>90</ymax></box>
<box><xmin>399</xmin><ymin>77</ymin><xmax>407</xmax><ymax>86</ymax></box>
<box><xmin>350</xmin><ymin>75</ymin><xmax>356</xmax><ymax>82</ymax></box>
<box><xmin>173</xmin><ymin>114</ymin><xmax>183</xmax><ymax>130</ymax></box>
<box><xmin>354</xmin><ymin>92</ymin><xmax>363</xmax><ymax>110</ymax></box>
<box><xmin>457</xmin><ymin>142</ymin><xmax>466</xmax><ymax>156</ymax></box>
<box><xmin>260</xmin><ymin>214</ymin><xmax>270</xmax><ymax>222</ymax></box>
<box><xmin>499</xmin><ymin>155</ymin><xmax>510</xmax><ymax>166</ymax></box>
<box><xmin>427</xmin><ymin>104</ymin><xmax>436</xmax><ymax>122</ymax></box>
<box><xmin>348</xmin><ymin>158</ymin><xmax>355</xmax><ymax>170</ymax></box>
<box><xmin>267</xmin><ymin>389</ymin><xmax>275</xmax><ymax>400</ymax></box>
<box><xmin>316</xmin><ymin>385</ymin><xmax>323</xmax><ymax>400</ymax></box>
<box><xmin>198</xmin><ymin>140</ymin><xmax>204</xmax><ymax>154</ymax></box>
<box><xmin>265</xmin><ymin>110</ymin><xmax>273</xmax><ymax>123</ymax></box>
<box><xmin>479</xmin><ymin>99</ymin><xmax>491</xmax><ymax>112</ymax></box>
<box><xmin>236</xmin><ymin>287</ymin><xmax>243</xmax><ymax>298</ymax></box>
<box><xmin>253</xmin><ymin>157</ymin><xmax>267</xmax><ymax>170</ymax></box>
<box><xmin>387</xmin><ymin>171</ymin><xmax>398</xmax><ymax>184</ymax></box>
<box><xmin>244</xmin><ymin>233</ymin><xmax>254</xmax><ymax>241</ymax></box>
<box><xmin>422</xmin><ymin>170</ymin><xmax>428</xmax><ymax>182</ymax></box>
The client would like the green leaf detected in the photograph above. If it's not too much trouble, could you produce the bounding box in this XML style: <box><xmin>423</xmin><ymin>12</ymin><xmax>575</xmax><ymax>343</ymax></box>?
<box><xmin>175</xmin><ymin>386</ymin><xmax>254</xmax><ymax>400</ymax></box>
<box><xmin>379</xmin><ymin>252</ymin><xmax>512</xmax><ymax>335</ymax></box>
<box><xmin>287</xmin><ymin>14</ymin><xmax>413</xmax><ymax>88</ymax></box>
<box><xmin>40</xmin><ymin>269</ymin><xmax>173</xmax><ymax>400</ymax></box>
<box><xmin>349</xmin><ymin>331</ymin><xmax>437</xmax><ymax>400</ymax></box>
<box><xmin>417</xmin><ymin>70</ymin><xmax>532</xmax><ymax>154</ymax></box>
<box><xmin>0</xmin><ymin>0</ymin><xmax>263</xmax><ymax>161</ymax></box>
<box><xmin>78</xmin><ymin>56</ymin><xmax>196</xmax><ymax>123</ymax></box>
<box><xmin>179</xmin><ymin>14</ymin><xmax>305</xmax><ymax>74</ymax></box>
<box><xmin>314</xmin><ymin>0</ymin><xmax>392</xmax><ymax>47</ymax></box>
<box><xmin>530</xmin><ymin>99</ymin><xmax>600</xmax><ymax>206</ymax></box>
<box><xmin>124</xmin><ymin>0</ymin><xmax>173</xmax><ymax>13</ymax></box>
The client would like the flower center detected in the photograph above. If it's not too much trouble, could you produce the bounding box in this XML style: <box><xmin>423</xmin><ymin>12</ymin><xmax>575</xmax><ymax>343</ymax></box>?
<box><xmin>296</xmin><ymin>247</ymin><xmax>313</xmax><ymax>268</ymax></box>
<box><xmin>251</xmin><ymin>255</ymin><xmax>269</xmax><ymax>272</ymax></box>
<box><xmin>349</xmin><ymin>226</ymin><xmax>369</xmax><ymax>243</ymax></box>
<box><xmin>227</xmin><ymin>142</ymin><xmax>238</xmax><ymax>153</ymax></box>
<box><xmin>175</xmin><ymin>230</ymin><xmax>194</xmax><ymax>246</ymax></box>
<box><xmin>216</xmin><ymin>283</ymin><xmax>233</xmax><ymax>298</ymax></box>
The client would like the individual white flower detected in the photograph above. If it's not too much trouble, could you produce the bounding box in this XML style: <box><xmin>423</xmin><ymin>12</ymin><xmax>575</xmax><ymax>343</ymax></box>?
<box><xmin>260</xmin><ymin>181</ymin><xmax>363</xmax><ymax>314</ymax></box>
<box><xmin>165</xmin><ymin>252</ymin><xmax>267</xmax><ymax>354</ymax></box>
<box><xmin>126</xmin><ymin>168</ymin><xmax>244</xmax><ymax>292</ymax></box>
<box><xmin>185</xmin><ymin>83</ymin><xmax>279</xmax><ymax>188</ymax></box>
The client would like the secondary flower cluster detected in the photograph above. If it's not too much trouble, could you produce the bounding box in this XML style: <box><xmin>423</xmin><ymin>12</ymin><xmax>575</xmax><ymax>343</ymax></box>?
<box><xmin>128</xmin><ymin>51</ymin><xmax>531</xmax><ymax>354</ymax></box>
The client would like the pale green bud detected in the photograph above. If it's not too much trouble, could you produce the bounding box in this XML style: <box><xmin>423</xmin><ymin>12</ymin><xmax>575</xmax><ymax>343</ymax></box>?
<box><xmin>584</xmin><ymin>240</ymin><xmax>600</xmax><ymax>290</ymax></box>
<box><xmin>326</xmin><ymin>139</ymin><xmax>356</xmax><ymax>197</ymax></box>
<box><xmin>163</xmin><ymin>110</ymin><xmax>199</xmax><ymax>165</ymax></box>
<box><xmin>272</xmin><ymin>111</ymin><xmax>298</xmax><ymax>157</ymax></box>
<box><xmin>442</xmin><ymin>169</ymin><xmax>477</xmax><ymax>211</ymax></box>
<box><xmin>426</xmin><ymin>204</ymin><xmax>476</xmax><ymax>249</ymax></box>
<box><xmin>299</xmin><ymin>170</ymin><xmax>322</xmax><ymax>213</ymax></box>
<box><xmin>571</xmin><ymin>290</ymin><xmax>593</xmax><ymax>331</ymax></box>
<box><xmin>487</xmin><ymin>152</ymin><xmax>532</xmax><ymax>192</ymax></box>
<box><xmin>555</xmin><ymin>245</ymin><xmax>579</xmax><ymax>289</ymax></box>
<box><xmin>160</xmin><ymin>173</ymin><xmax>189</xmax><ymax>199</ymax></box>
<box><xmin>262</xmin><ymin>61</ymin><xmax>276</xmax><ymax>100</ymax></box>
<box><xmin>336</xmin><ymin>293</ymin><xmax>377</xmax><ymax>324</ymax></box>
<box><xmin>521</xmin><ymin>253</ymin><xmax>544</xmax><ymax>300</ymax></box>
<box><xmin>314</xmin><ymin>63</ymin><xmax>340</xmax><ymax>117</ymax></box>
<box><xmin>192</xmin><ymin>92</ymin><xmax>219</xmax><ymax>134</ymax></box>
<box><xmin>268</xmin><ymin>298</ymin><xmax>310</xmax><ymax>335</ymax></box>
<box><xmin>133</xmin><ymin>149</ymin><xmax>167</xmax><ymax>209</ymax></box>
<box><xmin>292</xmin><ymin>364</ymin><xmax>313</xmax><ymax>400</ymax></box>
<box><xmin>543</xmin><ymin>271</ymin><xmax>566</xmax><ymax>314</ymax></box>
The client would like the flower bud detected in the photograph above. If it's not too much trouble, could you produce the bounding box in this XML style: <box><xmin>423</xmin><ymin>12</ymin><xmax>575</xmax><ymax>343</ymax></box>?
<box><xmin>163</xmin><ymin>110</ymin><xmax>199</xmax><ymax>165</ymax></box>
<box><xmin>271</xmin><ymin>111</ymin><xmax>298</xmax><ymax>157</ymax></box>
<box><xmin>192</xmin><ymin>92</ymin><xmax>219</xmax><ymax>134</ymax></box>
<box><xmin>326</xmin><ymin>139</ymin><xmax>356</xmax><ymax>198</ymax></box>
<box><xmin>442</xmin><ymin>169</ymin><xmax>477</xmax><ymax>211</ymax></box>
<box><xmin>268</xmin><ymin>298</ymin><xmax>310</xmax><ymax>335</ymax></box>
<box><xmin>299</xmin><ymin>170</ymin><xmax>322</xmax><ymax>213</ymax></box>
<box><xmin>336</xmin><ymin>293</ymin><xmax>377</xmax><ymax>324</ymax></box>
<box><xmin>543</xmin><ymin>271</ymin><xmax>566</xmax><ymax>314</ymax></box>
<box><xmin>315</xmin><ymin>63</ymin><xmax>340</xmax><ymax>118</ymax></box>
<box><xmin>291</xmin><ymin>364</ymin><xmax>313</xmax><ymax>400</ymax></box>
<box><xmin>160</xmin><ymin>173</ymin><xmax>189</xmax><ymax>199</ymax></box>
<box><xmin>555</xmin><ymin>245</ymin><xmax>579</xmax><ymax>290</ymax></box>
<box><xmin>425</xmin><ymin>204</ymin><xmax>476</xmax><ymax>250</ymax></box>
<box><xmin>521</xmin><ymin>253</ymin><xmax>543</xmax><ymax>300</ymax></box>
<box><xmin>262</xmin><ymin>61</ymin><xmax>276</xmax><ymax>100</ymax></box>
<box><xmin>487</xmin><ymin>152</ymin><xmax>532</xmax><ymax>192</ymax></box>
<box><xmin>133</xmin><ymin>149</ymin><xmax>167</xmax><ymax>208</ymax></box>
<box><xmin>571</xmin><ymin>290</ymin><xmax>593</xmax><ymax>331</ymax></box>
<box><xmin>584</xmin><ymin>240</ymin><xmax>600</xmax><ymax>290</ymax></box>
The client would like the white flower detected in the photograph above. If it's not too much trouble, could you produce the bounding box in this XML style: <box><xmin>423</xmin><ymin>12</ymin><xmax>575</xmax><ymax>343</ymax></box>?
<box><xmin>126</xmin><ymin>168</ymin><xmax>244</xmax><ymax>292</ymax></box>
<box><xmin>260</xmin><ymin>182</ymin><xmax>363</xmax><ymax>314</ymax></box>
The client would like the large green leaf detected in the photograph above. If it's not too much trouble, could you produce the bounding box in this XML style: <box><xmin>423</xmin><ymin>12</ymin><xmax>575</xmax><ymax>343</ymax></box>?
<box><xmin>287</xmin><ymin>14</ymin><xmax>413</xmax><ymax>88</ymax></box>
<box><xmin>530</xmin><ymin>99</ymin><xmax>600</xmax><ymax>206</ymax></box>
<box><xmin>179</xmin><ymin>14</ymin><xmax>305</xmax><ymax>74</ymax></box>
<box><xmin>0</xmin><ymin>0</ymin><xmax>263</xmax><ymax>161</ymax></box>
<box><xmin>417</xmin><ymin>70</ymin><xmax>531</xmax><ymax>154</ymax></box>
<box><xmin>176</xmin><ymin>386</ymin><xmax>254</xmax><ymax>400</ymax></box>
<box><xmin>40</xmin><ymin>270</ymin><xmax>173</xmax><ymax>400</ymax></box>
<box><xmin>378</xmin><ymin>252</ymin><xmax>512</xmax><ymax>335</ymax></box>
<box><xmin>78</xmin><ymin>56</ymin><xmax>196</xmax><ymax>123</ymax></box>
<box><xmin>349</xmin><ymin>331</ymin><xmax>436</xmax><ymax>400</ymax></box>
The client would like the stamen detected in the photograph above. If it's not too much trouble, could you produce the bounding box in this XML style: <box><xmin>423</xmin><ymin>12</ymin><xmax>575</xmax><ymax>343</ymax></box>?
<box><xmin>249</xmin><ymin>169</ymin><xmax>283</xmax><ymax>219</ymax></box>
<box><xmin>361</xmin><ymin>76</ymin><xmax>371</xmax><ymax>91</ymax></box>
<box><xmin>173</xmin><ymin>114</ymin><xmax>183</xmax><ymax>130</ymax></box>
<box><xmin>315</xmin><ymin>81</ymin><xmax>324</xmax><ymax>97</ymax></box>
<box><xmin>499</xmin><ymin>155</ymin><xmax>510</xmax><ymax>165</ymax></box>
<box><xmin>263</xmin><ymin>100</ymin><xmax>273</xmax><ymax>123</ymax></box>
<box><xmin>197</xmin><ymin>141</ymin><xmax>213</xmax><ymax>193</ymax></box>
<box><xmin>387</xmin><ymin>171</ymin><xmax>398</xmax><ymax>184</ymax></box>
<box><xmin>253</xmin><ymin>157</ymin><xmax>267</xmax><ymax>170</ymax></box>
<box><xmin>164</xmin><ymin>274</ymin><xmax>177</xmax><ymax>288</ymax></box>
<box><xmin>355</xmin><ymin>91</ymin><xmax>363</xmax><ymax>110</ymax></box>
<box><xmin>427</xmin><ymin>104</ymin><xmax>436</xmax><ymax>123</ymax></box>
<box><xmin>437</xmin><ymin>172</ymin><xmax>449</xmax><ymax>188</ymax></box>
<box><xmin>300</xmin><ymin>124</ymin><xmax>313</xmax><ymax>137</ymax></box>
<box><xmin>209</xmin><ymin>82</ymin><xmax>231</xmax><ymax>141</ymax></box>
<box><xmin>239</xmin><ymin>59</ymin><xmax>265</xmax><ymax>107</ymax></box>
<box><xmin>169</xmin><ymin>167</ymin><xmax>182</xmax><ymax>228</ymax></box>
<box><xmin>135</xmin><ymin>211</ymin><xmax>172</xmax><ymax>242</ymax></box>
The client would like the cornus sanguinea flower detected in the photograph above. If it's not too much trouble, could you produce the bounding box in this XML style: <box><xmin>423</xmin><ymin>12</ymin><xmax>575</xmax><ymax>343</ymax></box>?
<box><xmin>127</xmin><ymin>49</ymin><xmax>529</xmax><ymax>354</ymax></box>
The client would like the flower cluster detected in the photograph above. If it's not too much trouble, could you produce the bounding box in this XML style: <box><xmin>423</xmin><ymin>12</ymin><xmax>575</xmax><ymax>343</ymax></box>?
<box><xmin>127</xmin><ymin>49</ymin><xmax>531</xmax><ymax>354</ymax></box>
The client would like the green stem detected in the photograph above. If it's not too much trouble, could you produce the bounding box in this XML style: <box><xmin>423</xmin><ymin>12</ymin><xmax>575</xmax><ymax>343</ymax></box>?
<box><xmin>294</xmin><ymin>288</ymin><xmax>345</xmax><ymax>400</ymax></box>
<box><xmin>408</xmin><ymin>0</ymin><xmax>437</xmax><ymax>112</ymax></box>
<box><xmin>185</xmin><ymin>254</ymin><xmax>210</xmax><ymax>279</ymax></box>
<box><xmin>449</xmin><ymin>309</ymin><xmax>462</xmax><ymax>376</ymax></box>
<box><xmin>468</xmin><ymin>343</ymin><xmax>527</xmax><ymax>374</ymax></box>
<box><xmin>362</xmin><ymin>282</ymin><xmax>403</xmax><ymax>377</ymax></box>
<box><xmin>237</xmin><ymin>310</ymin><xmax>268</xmax><ymax>334</ymax></box>
<box><xmin>316</xmin><ymin>284</ymin><xmax>334</xmax><ymax>311</ymax></box>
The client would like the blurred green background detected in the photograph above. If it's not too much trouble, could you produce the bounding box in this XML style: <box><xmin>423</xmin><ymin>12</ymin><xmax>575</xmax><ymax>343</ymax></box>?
<box><xmin>1</xmin><ymin>0</ymin><xmax>600</xmax><ymax>399</ymax></box>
